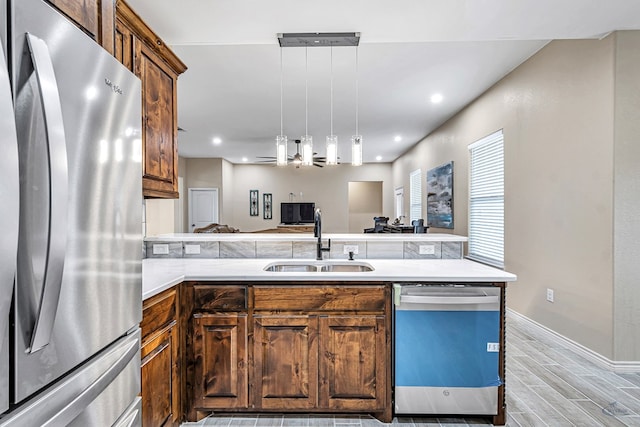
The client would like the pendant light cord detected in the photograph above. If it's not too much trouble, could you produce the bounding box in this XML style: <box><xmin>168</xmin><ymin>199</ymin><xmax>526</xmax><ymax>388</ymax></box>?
<box><xmin>280</xmin><ymin>46</ymin><xmax>283</xmax><ymax>136</ymax></box>
<box><xmin>330</xmin><ymin>44</ymin><xmax>333</xmax><ymax>135</ymax></box>
<box><xmin>305</xmin><ymin>45</ymin><xmax>308</xmax><ymax>136</ymax></box>
<box><xmin>355</xmin><ymin>45</ymin><xmax>359</xmax><ymax>136</ymax></box>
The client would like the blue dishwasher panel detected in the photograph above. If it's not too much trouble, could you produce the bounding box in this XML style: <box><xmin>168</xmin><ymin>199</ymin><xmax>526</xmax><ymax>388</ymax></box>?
<box><xmin>395</xmin><ymin>310</ymin><xmax>501</xmax><ymax>388</ymax></box>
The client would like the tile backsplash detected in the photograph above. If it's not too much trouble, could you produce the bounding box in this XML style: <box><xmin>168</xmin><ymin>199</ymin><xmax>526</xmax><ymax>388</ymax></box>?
<box><xmin>145</xmin><ymin>238</ymin><xmax>463</xmax><ymax>260</ymax></box>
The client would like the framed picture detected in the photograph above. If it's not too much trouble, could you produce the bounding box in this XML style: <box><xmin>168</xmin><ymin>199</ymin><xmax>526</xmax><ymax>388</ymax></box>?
<box><xmin>426</xmin><ymin>161</ymin><xmax>454</xmax><ymax>229</ymax></box>
<box><xmin>263</xmin><ymin>193</ymin><xmax>273</xmax><ymax>220</ymax></box>
<box><xmin>250</xmin><ymin>190</ymin><xmax>259</xmax><ymax>216</ymax></box>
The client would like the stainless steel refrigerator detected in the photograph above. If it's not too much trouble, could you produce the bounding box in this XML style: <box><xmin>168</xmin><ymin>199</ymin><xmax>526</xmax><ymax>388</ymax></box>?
<box><xmin>0</xmin><ymin>0</ymin><xmax>143</xmax><ymax>425</ymax></box>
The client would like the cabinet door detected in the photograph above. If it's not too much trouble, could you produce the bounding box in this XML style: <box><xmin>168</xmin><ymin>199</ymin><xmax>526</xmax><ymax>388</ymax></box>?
<box><xmin>319</xmin><ymin>315</ymin><xmax>386</xmax><ymax>411</ymax></box>
<box><xmin>141</xmin><ymin>321</ymin><xmax>180</xmax><ymax>427</ymax></box>
<box><xmin>135</xmin><ymin>39</ymin><xmax>179</xmax><ymax>198</ymax></box>
<box><xmin>192</xmin><ymin>313</ymin><xmax>248</xmax><ymax>409</ymax></box>
<box><xmin>114</xmin><ymin>18</ymin><xmax>134</xmax><ymax>71</ymax></box>
<box><xmin>46</xmin><ymin>0</ymin><xmax>114</xmax><ymax>53</ymax></box>
<box><xmin>253</xmin><ymin>315</ymin><xmax>318</xmax><ymax>410</ymax></box>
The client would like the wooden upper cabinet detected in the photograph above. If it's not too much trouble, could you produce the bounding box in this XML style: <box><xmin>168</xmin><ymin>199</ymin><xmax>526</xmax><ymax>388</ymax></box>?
<box><xmin>114</xmin><ymin>18</ymin><xmax>134</xmax><ymax>71</ymax></box>
<box><xmin>115</xmin><ymin>0</ymin><xmax>187</xmax><ymax>199</ymax></box>
<box><xmin>47</xmin><ymin>0</ymin><xmax>115</xmax><ymax>53</ymax></box>
<box><xmin>137</xmin><ymin>39</ymin><xmax>179</xmax><ymax>197</ymax></box>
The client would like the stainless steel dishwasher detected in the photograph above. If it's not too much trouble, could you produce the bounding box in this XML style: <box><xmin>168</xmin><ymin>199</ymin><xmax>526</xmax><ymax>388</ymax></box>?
<box><xmin>393</xmin><ymin>283</ymin><xmax>502</xmax><ymax>415</ymax></box>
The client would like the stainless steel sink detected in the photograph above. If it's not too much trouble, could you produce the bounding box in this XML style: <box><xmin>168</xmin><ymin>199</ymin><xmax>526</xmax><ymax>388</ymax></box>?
<box><xmin>263</xmin><ymin>263</ymin><xmax>318</xmax><ymax>272</ymax></box>
<box><xmin>263</xmin><ymin>261</ymin><xmax>374</xmax><ymax>273</ymax></box>
<box><xmin>319</xmin><ymin>263</ymin><xmax>374</xmax><ymax>272</ymax></box>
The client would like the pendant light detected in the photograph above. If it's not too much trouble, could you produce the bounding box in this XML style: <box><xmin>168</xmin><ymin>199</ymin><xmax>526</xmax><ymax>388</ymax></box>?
<box><xmin>276</xmin><ymin>33</ymin><xmax>360</xmax><ymax>168</ymax></box>
<box><xmin>276</xmin><ymin>46</ymin><xmax>288</xmax><ymax>166</ymax></box>
<box><xmin>325</xmin><ymin>44</ymin><xmax>338</xmax><ymax>165</ymax></box>
<box><xmin>301</xmin><ymin>45</ymin><xmax>313</xmax><ymax>166</ymax></box>
<box><xmin>351</xmin><ymin>45</ymin><xmax>362</xmax><ymax>166</ymax></box>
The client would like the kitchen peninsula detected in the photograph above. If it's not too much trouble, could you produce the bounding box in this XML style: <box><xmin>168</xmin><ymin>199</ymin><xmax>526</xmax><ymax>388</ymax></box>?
<box><xmin>141</xmin><ymin>233</ymin><xmax>516</xmax><ymax>425</ymax></box>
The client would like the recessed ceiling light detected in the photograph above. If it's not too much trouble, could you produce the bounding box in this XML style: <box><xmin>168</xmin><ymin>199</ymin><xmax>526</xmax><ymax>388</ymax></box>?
<box><xmin>212</xmin><ymin>137</ymin><xmax>222</xmax><ymax>145</ymax></box>
<box><xmin>430</xmin><ymin>93</ymin><xmax>443</xmax><ymax>104</ymax></box>
<box><xmin>376</xmin><ymin>155</ymin><xmax>383</xmax><ymax>161</ymax></box>
<box><xmin>394</xmin><ymin>136</ymin><xmax>402</xmax><ymax>142</ymax></box>
<box><xmin>242</xmin><ymin>157</ymin><xmax>248</xmax><ymax>162</ymax></box>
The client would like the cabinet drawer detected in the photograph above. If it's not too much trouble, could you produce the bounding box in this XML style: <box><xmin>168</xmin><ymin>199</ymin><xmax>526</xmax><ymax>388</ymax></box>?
<box><xmin>253</xmin><ymin>286</ymin><xmax>386</xmax><ymax>312</ymax></box>
<box><xmin>141</xmin><ymin>287</ymin><xmax>177</xmax><ymax>341</ymax></box>
<box><xmin>194</xmin><ymin>285</ymin><xmax>247</xmax><ymax>311</ymax></box>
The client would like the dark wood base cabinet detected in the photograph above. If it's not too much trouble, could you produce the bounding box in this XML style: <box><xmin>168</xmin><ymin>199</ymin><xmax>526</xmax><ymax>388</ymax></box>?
<box><xmin>141</xmin><ymin>287</ymin><xmax>181</xmax><ymax>427</ymax></box>
<box><xmin>182</xmin><ymin>282</ymin><xmax>392</xmax><ymax>423</ymax></box>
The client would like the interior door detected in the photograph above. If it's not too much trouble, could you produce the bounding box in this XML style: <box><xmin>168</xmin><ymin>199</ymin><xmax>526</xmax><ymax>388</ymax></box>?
<box><xmin>189</xmin><ymin>188</ymin><xmax>219</xmax><ymax>232</ymax></box>
<box><xmin>394</xmin><ymin>186</ymin><xmax>404</xmax><ymax>223</ymax></box>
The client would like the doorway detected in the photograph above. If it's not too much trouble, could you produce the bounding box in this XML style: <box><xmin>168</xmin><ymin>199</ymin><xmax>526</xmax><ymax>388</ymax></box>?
<box><xmin>188</xmin><ymin>188</ymin><xmax>219</xmax><ymax>232</ymax></box>
<box><xmin>348</xmin><ymin>181</ymin><xmax>383</xmax><ymax>233</ymax></box>
<box><xmin>394</xmin><ymin>186</ymin><xmax>404</xmax><ymax>224</ymax></box>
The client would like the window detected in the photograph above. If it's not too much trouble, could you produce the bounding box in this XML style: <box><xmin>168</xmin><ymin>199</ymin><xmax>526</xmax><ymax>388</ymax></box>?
<box><xmin>468</xmin><ymin>130</ymin><xmax>504</xmax><ymax>268</ymax></box>
<box><xmin>409</xmin><ymin>169</ymin><xmax>422</xmax><ymax>223</ymax></box>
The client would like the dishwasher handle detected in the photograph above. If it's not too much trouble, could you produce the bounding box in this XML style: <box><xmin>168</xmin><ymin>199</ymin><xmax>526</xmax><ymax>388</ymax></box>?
<box><xmin>398</xmin><ymin>294</ymin><xmax>500</xmax><ymax>306</ymax></box>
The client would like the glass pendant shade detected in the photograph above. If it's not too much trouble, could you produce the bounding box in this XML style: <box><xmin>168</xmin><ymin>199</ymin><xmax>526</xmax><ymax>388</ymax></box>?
<box><xmin>351</xmin><ymin>135</ymin><xmax>362</xmax><ymax>166</ymax></box>
<box><xmin>301</xmin><ymin>135</ymin><xmax>313</xmax><ymax>166</ymax></box>
<box><xmin>326</xmin><ymin>135</ymin><xmax>338</xmax><ymax>165</ymax></box>
<box><xmin>276</xmin><ymin>135</ymin><xmax>288</xmax><ymax>166</ymax></box>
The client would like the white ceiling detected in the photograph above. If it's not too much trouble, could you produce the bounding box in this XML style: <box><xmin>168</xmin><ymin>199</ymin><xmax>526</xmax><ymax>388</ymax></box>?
<box><xmin>127</xmin><ymin>0</ymin><xmax>640</xmax><ymax>165</ymax></box>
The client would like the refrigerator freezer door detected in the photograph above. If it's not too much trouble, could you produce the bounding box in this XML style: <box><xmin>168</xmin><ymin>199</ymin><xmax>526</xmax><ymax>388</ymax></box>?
<box><xmin>11</xmin><ymin>0</ymin><xmax>142</xmax><ymax>403</ymax></box>
<box><xmin>0</xmin><ymin>330</ymin><xmax>141</xmax><ymax>427</ymax></box>
<box><xmin>0</xmin><ymin>31</ymin><xmax>20</xmax><ymax>415</ymax></box>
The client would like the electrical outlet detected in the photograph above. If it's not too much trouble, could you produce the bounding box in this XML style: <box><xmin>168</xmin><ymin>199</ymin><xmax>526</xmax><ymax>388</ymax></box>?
<box><xmin>487</xmin><ymin>343</ymin><xmax>500</xmax><ymax>352</ymax></box>
<box><xmin>343</xmin><ymin>245</ymin><xmax>359</xmax><ymax>255</ymax></box>
<box><xmin>184</xmin><ymin>244</ymin><xmax>201</xmax><ymax>255</ymax></box>
<box><xmin>546</xmin><ymin>288</ymin><xmax>554</xmax><ymax>303</ymax></box>
<box><xmin>419</xmin><ymin>244</ymin><xmax>435</xmax><ymax>255</ymax></box>
<box><xmin>152</xmin><ymin>244</ymin><xmax>169</xmax><ymax>255</ymax></box>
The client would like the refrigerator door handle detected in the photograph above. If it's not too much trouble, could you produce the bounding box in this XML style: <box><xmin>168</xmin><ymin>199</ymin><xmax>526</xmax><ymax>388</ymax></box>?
<box><xmin>25</xmin><ymin>33</ymin><xmax>69</xmax><ymax>353</ymax></box>
<box><xmin>0</xmin><ymin>332</ymin><xmax>140</xmax><ymax>427</ymax></box>
<box><xmin>42</xmin><ymin>337</ymin><xmax>139</xmax><ymax>427</ymax></box>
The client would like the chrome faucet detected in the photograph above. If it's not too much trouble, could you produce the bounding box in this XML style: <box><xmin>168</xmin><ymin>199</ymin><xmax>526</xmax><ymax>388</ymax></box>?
<box><xmin>314</xmin><ymin>208</ymin><xmax>331</xmax><ymax>260</ymax></box>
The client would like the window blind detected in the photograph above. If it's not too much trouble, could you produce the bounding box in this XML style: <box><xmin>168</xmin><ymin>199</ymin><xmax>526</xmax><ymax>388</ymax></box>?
<box><xmin>468</xmin><ymin>130</ymin><xmax>504</xmax><ymax>268</ymax></box>
<box><xmin>409</xmin><ymin>169</ymin><xmax>422</xmax><ymax>222</ymax></box>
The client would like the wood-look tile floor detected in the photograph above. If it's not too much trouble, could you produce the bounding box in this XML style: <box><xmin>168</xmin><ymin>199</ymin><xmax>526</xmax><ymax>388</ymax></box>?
<box><xmin>182</xmin><ymin>311</ymin><xmax>640</xmax><ymax>427</ymax></box>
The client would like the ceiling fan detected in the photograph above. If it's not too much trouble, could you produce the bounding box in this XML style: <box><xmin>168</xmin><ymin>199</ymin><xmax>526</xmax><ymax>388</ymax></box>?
<box><xmin>256</xmin><ymin>139</ymin><xmax>330</xmax><ymax>168</ymax></box>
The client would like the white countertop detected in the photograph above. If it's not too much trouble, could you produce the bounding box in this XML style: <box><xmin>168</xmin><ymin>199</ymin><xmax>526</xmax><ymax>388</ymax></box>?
<box><xmin>142</xmin><ymin>258</ymin><xmax>516</xmax><ymax>300</ymax></box>
<box><xmin>145</xmin><ymin>232</ymin><xmax>467</xmax><ymax>242</ymax></box>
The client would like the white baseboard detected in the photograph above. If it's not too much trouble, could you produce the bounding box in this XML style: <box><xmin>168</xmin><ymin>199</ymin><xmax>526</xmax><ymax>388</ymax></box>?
<box><xmin>506</xmin><ymin>309</ymin><xmax>640</xmax><ymax>373</ymax></box>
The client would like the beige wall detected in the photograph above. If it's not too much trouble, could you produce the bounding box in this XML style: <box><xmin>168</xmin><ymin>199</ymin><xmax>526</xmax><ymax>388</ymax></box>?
<box><xmin>393</xmin><ymin>37</ymin><xmax>619</xmax><ymax>359</ymax></box>
<box><xmin>147</xmin><ymin>159</ymin><xmax>393</xmax><ymax>234</ymax></box>
<box><xmin>229</xmin><ymin>163</ymin><xmax>393</xmax><ymax>232</ymax></box>
<box><xmin>348</xmin><ymin>181</ymin><xmax>383</xmax><ymax>233</ymax></box>
<box><xmin>613</xmin><ymin>32</ymin><xmax>640</xmax><ymax>361</ymax></box>
<box><xmin>145</xmin><ymin>199</ymin><xmax>176</xmax><ymax>236</ymax></box>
